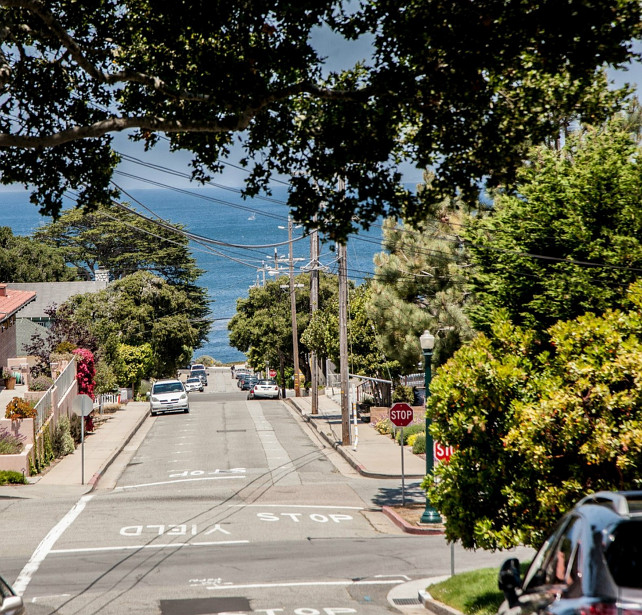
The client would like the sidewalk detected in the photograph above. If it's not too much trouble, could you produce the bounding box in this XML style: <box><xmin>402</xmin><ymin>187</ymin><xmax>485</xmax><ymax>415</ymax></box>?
<box><xmin>0</xmin><ymin>401</ymin><xmax>149</xmax><ymax>499</ymax></box>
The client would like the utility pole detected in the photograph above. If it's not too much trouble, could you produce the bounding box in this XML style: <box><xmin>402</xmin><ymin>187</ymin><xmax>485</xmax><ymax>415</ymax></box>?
<box><xmin>337</xmin><ymin>179</ymin><xmax>350</xmax><ymax>444</ymax></box>
<box><xmin>288</xmin><ymin>217</ymin><xmax>301</xmax><ymax>397</ymax></box>
<box><xmin>310</xmin><ymin>226</ymin><xmax>319</xmax><ymax>414</ymax></box>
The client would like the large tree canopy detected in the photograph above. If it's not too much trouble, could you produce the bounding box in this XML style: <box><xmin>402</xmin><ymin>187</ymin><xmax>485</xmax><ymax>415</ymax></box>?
<box><xmin>465</xmin><ymin>117</ymin><xmax>642</xmax><ymax>337</ymax></box>
<box><xmin>1</xmin><ymin>1</ymin><xmax>640</xmax><ymax>239</ymax></box>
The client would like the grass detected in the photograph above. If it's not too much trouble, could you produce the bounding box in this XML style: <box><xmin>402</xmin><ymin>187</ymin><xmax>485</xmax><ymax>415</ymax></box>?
<box><xmin>428</xmin><ymin>567</ymin><xmax>504</xmax><ymax>615</ymax></box>
<box><xmin>428</xmin><ymin>561</ymin><xmax>531</xmax><ymax>615</ymax></box>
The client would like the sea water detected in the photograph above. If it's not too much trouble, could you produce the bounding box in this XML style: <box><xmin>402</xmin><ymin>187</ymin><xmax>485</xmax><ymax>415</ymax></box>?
<box><xmin>0</xmin><ymin>186</ymin><xmax>382</xmax><ymax>363</ymax></box>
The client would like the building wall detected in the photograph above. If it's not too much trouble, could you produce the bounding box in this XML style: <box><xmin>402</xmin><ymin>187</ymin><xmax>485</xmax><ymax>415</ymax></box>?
<box><xmin>0</xmin><ymin>315</ymin><xmax>17</xmax><ymax>370</ymax></box>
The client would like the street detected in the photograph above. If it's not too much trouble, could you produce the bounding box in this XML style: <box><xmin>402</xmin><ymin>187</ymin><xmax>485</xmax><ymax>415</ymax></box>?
<box><xmin>1</xmin><ymin>368</ymin><xmax>531</xmax><ymax>615</ymax></box>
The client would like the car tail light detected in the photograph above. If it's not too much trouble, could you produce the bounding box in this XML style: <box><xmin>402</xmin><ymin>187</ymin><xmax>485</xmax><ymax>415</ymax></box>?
<box><xmin>578</xmin><ymin>603</ymin><xmax>642</xmax><ymax>615</ymax></box>
<box><xmin>579</xmin><ymin>604</ymin><xmax>617</xmax><ymax>615</ymax></box>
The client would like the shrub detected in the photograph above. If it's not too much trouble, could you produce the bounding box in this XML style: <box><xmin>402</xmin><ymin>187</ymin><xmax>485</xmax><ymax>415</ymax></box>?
<box><xmin>74</xmin><ymin>348</ymin><xmax>96</xmax><ymax>399</ymax></box>
<box><xmin>412</xmin><ymin>433</ymin><xmax>426</xmax><ymax>455</ymax></box>
<box><xmin>0</xmin><ymin>429</ymin><xmax>25</xmax><ymax>454</ymax></box>
<box><xmin>70</xmin><ymin>413</ymin><xmax>82</xmax><ymax>444</ymax></box>
<box><xmin>52</xmin><ymin>415</ymin><xmax>75</xmax><ymax>457</ymax></box>
<box><xmin>374</xmin><ymin>418</ymin><xmax>393</xmax><ymax>435</ymax></box>
<box><xmin>101</xmin><ymin>404</ymin><xmax>121</xmax><ymax>414</ymax></box>
<box><xmin>29</xmin><ymin>375</ymin><xmax>53</xmax><ymax>391</ymax></box>
<box><xmin>392</xmin><ymin>385</ymin><xmax>414</xmax><ymax>403</ymax></box>
<box><xmin>395</xmin><ymin>423</ymin><xmax>425</xmax><ymax>445</ymax></box>
<box><xmin>5</xmin><ymin>397</ymin><xmax>36</xmax><ymax>420</ymax></box>
<box><xmin>0</xmin><ymin>470</ymin><xmax>27</xmax><ymax>485</ymax></box>
<box><xmin>54</xmin><ymin>341</ymin><xmax>77</xmax><ymax>354</ymax></box>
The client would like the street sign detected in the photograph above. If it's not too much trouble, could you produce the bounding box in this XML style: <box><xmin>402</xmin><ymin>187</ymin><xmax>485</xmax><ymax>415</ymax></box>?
<box><xmin>389</xmin><ymin>402</ymin><xmax>414</xmax><ymax>427</ymax></box>
<box><xmin>435</xmin><ymin>442</ymin><xmax>454</xmax><ymax>463</ymax></box>
<box><xmin>268</xmin><ymin>370</ymin><xmax>277</xmax><ymax>378</ymax></box>
<box><xmin>72</xmin><ymin>394</ymin><xmax>93</xmax><ymax>417</ymax></box>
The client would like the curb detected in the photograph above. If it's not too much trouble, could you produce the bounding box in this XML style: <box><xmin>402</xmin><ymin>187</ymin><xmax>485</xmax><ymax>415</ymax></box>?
<box><xmin>382</xmin><ymin>505</ymin><xmax>445</xmax><ymax>535</ymax></box>
<box><xmin>420</xmin><ymin>592</ymin><xmax>465</xmax><ymax>615</ymax></box>
<box><xmin>87</xmin><ymin>406</ymin><xmax>149</xmax><ymax>490</ymax></box>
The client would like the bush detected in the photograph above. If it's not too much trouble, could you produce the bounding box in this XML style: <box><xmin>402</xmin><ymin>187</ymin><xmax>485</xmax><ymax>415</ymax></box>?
<box><xmin>70</xmin><ymin>413</ymin><xmax>82</xmax><ymax>444</ymax></box>
<box><xmin>374</xmin><ymin>418</ymin><xmax>393</xmax><ymax>435</ymax></box>
<box><xmin>5</xmin><ymin>397</ymin><xmax>36</xmax><ymax>420</ymax></box>
<box><xmin>0</xmin><ymin>429</ymin><xmax>25</xmax><ymax>454</ymax></box>
<box><xmin>101</xmin><ymin>404</ymin><xmax>121</xmax><ymax>414</ymax></box>
<box><xmin>412</xmin><ymin>433</ymin><xmax>426</xmax><ymax>455</ymax></box>
<box><xmin>29</xmin><ymin>375</ymin><xmax>54</xmax><ymax>391</ymax></box>
<box><xmin>52</xmin><ymin>415</ymin><xmax>75</xmax><ymax>457</ymax></box>
<box><xmin>392</xmin><ymin>385</ymin><xmax>414</xmax><ymax>403</ymax></box>
<box><xmin>395</xmin><ymin>423</ymin><xmax>425</xmax><ymax>445</ymax></box>
<box><xmin>0</xmin><ymin>470</ymin><xmax>27</xmax><ymax>485</ymax></box>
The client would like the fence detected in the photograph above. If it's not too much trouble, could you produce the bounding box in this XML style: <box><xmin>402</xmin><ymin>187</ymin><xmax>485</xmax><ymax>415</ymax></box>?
<box><xmin>33</xmin><ymin>359</ymin><xmax>76</xmax><ymax>433</ymax></box>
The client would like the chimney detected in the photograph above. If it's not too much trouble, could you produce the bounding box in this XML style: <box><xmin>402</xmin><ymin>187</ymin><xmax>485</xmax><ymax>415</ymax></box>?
<box><xmin>0</xmin><ymin>284</ymin><xmax>7</xmax><ymax>297</ymax></box>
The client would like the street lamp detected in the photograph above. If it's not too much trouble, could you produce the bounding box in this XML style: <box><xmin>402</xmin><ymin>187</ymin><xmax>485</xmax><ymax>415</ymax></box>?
<box><xmin>419</xmin><ymin>329</ymin><xmax>443</xmax><ymax>524</ymax></box>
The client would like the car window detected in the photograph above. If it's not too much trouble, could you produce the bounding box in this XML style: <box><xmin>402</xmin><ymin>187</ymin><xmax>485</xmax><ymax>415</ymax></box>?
<box><xmin>523</xmin><ymin>515</ymin><xmax>580</xmax><ymax>590</ymax></box>
<box><xmin>605</xmin><ymin>520</ymin><xmax>642</xmax><ymax>589</ymax></box>
<box><xmin>257</xmin><ymin>380</ymin><xmax>276</xmax><ymax>386</ymax></box>
<box><xmin>153</xmin><ymin>382</ymin><xmax>184</xmax><ymax>394</ymax></box>
<box><xmin>187</xmin><ymin>378</ymin><xmax>200</xmax><ymax>383</ymax></box>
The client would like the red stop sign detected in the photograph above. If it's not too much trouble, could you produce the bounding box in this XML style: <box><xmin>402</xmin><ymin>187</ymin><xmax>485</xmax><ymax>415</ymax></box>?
<box><xmin>389</xmin><ymin>402</ymin><xmax>414</xmax><ymax>427</ymax></box>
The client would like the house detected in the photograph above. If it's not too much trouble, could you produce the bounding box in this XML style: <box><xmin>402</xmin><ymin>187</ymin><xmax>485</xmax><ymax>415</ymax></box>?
<box><xmin>0</xmin><ymin>284</ymin><xmax>36</xmax><ymax>370</ymax></box>
<box><xmin>12</xmin><ymin>271</ymin><xmax>109</xmax><ymax>354</ymax></box>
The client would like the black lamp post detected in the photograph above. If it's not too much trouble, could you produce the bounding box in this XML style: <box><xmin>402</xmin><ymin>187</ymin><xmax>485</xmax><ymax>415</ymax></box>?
<box><xmin>420</xmin><ymin>329</ymin><xmax>443</xmax><ymax>524</ymax></box>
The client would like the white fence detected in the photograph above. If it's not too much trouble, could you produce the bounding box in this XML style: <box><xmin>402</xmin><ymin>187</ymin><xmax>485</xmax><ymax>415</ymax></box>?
<box><xmin>33</xmin><ymin>359</ymin><xmax>76</xmax><ymax>432</ymax></box>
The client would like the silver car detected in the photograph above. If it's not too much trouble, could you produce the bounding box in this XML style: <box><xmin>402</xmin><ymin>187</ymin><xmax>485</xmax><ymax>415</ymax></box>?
<box><xmin>185</xmin><ymin>376</ymin><xmax>204</xmax><ymax>392</ymax></box>
<box><xmin>0</xmin><ymin>574</ymin><xmax>25</xmax><ymax>614</ymax></box>
<box><xmin>150</xmin><ymin>379</ymin><xmax>190</xmax><ymax>416</ymax></box>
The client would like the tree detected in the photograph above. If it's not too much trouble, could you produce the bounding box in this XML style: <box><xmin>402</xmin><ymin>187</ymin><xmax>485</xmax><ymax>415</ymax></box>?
<box><xmin>427</xmin><ymin>283</ymin><xmax>642</xmax><ymax>551</ymax></box>
<box><xmin>34</xmin><ymin>203</ymin><xmax>204</xmax><ymax>284</ymax></box>
<box><xmin>302</xmin><ymin>281</ymin><xmax>401</xmax><ymax>381</ymax></box>
<box><xmin>63</xmin><ymin>271</ymin><xmax>208</xmax><ymax>377</ymax></box>
<box><xmin>1</xmin><ymin>1</ymin><xmax>640</xmax><ymax>240</ymax></box>
<box><xmin>465</xmin><ymin>117</ymin><xmax>642</xmax><ymax>337</ymax></box>
<box><xmin>0</xmin><ymin>226</ymin><xmax>77</xmax><ymax>282</ymax></box>
<box><xmin>112</xmin><ymin>342</ymin><xmax>154</xmax><ymax>395</ymax></box>
<box><xmin>228</xmin><ymin>272</ymin><xmax>338</xmax><ymax>381</ymax></box>
<box><xmin>368</xmin><ymin>196</ymin><xmax>474</xmax><ymax>373</ymax></box>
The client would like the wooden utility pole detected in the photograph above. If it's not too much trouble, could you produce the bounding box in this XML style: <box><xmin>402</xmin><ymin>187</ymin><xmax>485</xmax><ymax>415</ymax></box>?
<box><xmin>337</xmin><ymin>179</ymin><xmax>350</xmax><ymax>444</ymax></box>
<box><xmin>310</xmin><ymin>226</ymin><xmax>319</xmax><ymax>414</ymax></box>
<box><xmin>288</xmin><ymin>217</ymin><xmax>301</xmax><ymax>397</ymax></box>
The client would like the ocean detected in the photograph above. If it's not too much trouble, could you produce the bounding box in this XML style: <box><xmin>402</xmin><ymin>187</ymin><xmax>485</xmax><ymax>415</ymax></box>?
<box><xmin>0</xmin><ymin>186</ymin><xmax>383</xmax><ymax>363</ymax></box>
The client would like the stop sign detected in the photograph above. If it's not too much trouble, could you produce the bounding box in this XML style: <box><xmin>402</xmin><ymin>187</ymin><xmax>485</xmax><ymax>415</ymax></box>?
<box><xmin>389</xmin><ymin>402</ymin><xmax>414</xmax><ymax>427</ymax></box>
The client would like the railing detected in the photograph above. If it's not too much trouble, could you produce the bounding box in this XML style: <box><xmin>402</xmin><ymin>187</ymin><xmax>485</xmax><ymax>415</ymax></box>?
<box><xmin>33</xmin><ymin>360</ymin><xmax>76</xmax><ymax>432</ymax></box>
<box><xmin>94</xmin><ymin>392</ymin><xmax>120</xmax><ymax>411</ymax></box>
<box><xmin>33</xmin><ymin>387</ymin><xmax>53</xmax><ymax>432</ymax></box>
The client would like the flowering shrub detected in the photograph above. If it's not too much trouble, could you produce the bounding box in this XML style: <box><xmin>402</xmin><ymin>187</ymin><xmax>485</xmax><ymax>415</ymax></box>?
<box><xmin>74</xmin><ymin>348</ymin><xmax>95</xmax><ymax>399</ymax></box>
<box><xmin>0</xmin><ymin>428</ymin><xmax>25</xmax><ymax>454</ymax></box>
<box><xmin>5</xmin><ymin>397</ymin><xmax>36</xmax><ymax>420</ymax></box>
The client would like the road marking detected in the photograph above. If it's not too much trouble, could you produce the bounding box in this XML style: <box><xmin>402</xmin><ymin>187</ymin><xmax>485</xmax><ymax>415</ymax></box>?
<box><xmin>50</xmin><ymin>540</ymin><xmax>249</xmax><ymax>554</ymax></box>
<box><xmin>204</xmin><ymin>579</ymin><xmax>405</xmax><ymax>590</ymax></box>
<box><xmin>115</xmin><ymin>475</ymin><xmax>243</xmax><ymax>490</ymax></box>
<box><xmin>228</xmin><ymin>504</ymin><xmax>364</xmax><ymax>510</ymax></box>
<box><xmin>13</xmin><ymin>494</ymin><xmax>94</xmax><ymax>594</ymax></box>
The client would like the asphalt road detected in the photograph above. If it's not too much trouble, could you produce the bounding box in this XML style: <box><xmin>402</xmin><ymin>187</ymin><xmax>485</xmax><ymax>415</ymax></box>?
<box><xmin>2</xmin><ymin>368</ymin><xmax>531</xmax><ymax>615</ymax></box>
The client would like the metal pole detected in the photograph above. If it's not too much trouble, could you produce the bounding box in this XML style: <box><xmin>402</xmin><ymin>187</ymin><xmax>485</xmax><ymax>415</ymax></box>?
<box><xmin>400</xmin><ymin>426</ymin><xmax>405</xmax><ymax>506</ymax></box>
<box><xmin>421</xmin><ymin>347</ymin><xmax>443</xmax><ymax>523</ymax></box>
<box><xmin>81</xmin><ymin>413</ymin><xmax>85</xmax><ymax>485</ymax></box>
<box><xmin>288</xmin><ymin>218</ymin><xmax>301</xmax><ymax>397</ymax></box>
<box><xmin>338</xmin><ymin>240</ymin><xmax>350</xmax><ymax>445</ymax></box>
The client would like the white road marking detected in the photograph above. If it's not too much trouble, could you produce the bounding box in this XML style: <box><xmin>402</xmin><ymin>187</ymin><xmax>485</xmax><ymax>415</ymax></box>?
<box><xmin>13</xmin><ymin>494</ymin><xmax>94</xmax><ymax>594</ymax></box>
<box><xmin>228</xmin><ymin>504</ymin><xmax>364</xmax><ymax>510</ymax></box>
<box><xmin>205</xmin><ymin>579</ymin><xmax>404</xmax><ymax>590</ymax></box>
<box><xmin>115</xmin><ymin>475</ymin><xmax>243</xmax><ymax>490</ymax></box>
<box><xmin>50</xmin><ymin>540</ymin><xmax>249</xmax><ymax>554</ymax></box>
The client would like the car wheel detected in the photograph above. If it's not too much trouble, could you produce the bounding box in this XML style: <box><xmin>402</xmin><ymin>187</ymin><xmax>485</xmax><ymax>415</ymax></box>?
<box><xmin>184</xmin><ymin>408</ymin><xmax>190</xmax><ymax>413</ymax></box>
<box><xmin>151</xmin><ymin>411</ymin><xmax>156</xmax><ymax>416</ymax></box>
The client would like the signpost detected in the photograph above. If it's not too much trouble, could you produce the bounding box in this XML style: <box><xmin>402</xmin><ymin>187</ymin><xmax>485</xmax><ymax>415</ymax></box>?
<box><xmin>389</xmin><ymin>402</ymin><xmax>415</xmax><ymax>505</ymax></box>
<box><xmin>72</xmin><ymin>394</ymin><xmax>93</xmax><ymax>484</ymax></box>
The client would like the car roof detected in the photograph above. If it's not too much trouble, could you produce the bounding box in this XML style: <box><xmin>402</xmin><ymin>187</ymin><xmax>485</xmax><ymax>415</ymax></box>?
<box><xmin>575</xmin><ymin>491</ymin><xmax>642</xmax><ymax>518</ymax></box>
<box><xmin>154</xmin><ymin>379</ymin><xmax>182</xmax><ymax>385</ymax></box>
<box><xmin>186</xmin><ymin>376</ymin><xmax>200</xmax><ymax>381</ymax></box>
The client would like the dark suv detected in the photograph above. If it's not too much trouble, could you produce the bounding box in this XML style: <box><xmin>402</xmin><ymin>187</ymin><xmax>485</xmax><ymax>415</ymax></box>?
<box><xmin>498</xmin><ymin>491</ymin><xmax>642</xmax><ymax>615</ymax></box>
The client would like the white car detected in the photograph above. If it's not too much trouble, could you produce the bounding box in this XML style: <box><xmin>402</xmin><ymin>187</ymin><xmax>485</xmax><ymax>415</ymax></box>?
<box><xmin>185</xmin><ymin>376</ymin><xmax>204</xmax><ymax>392</ymax></box>
<box><xmin>150</xmin><ymin>379</ymin><xmax>190</xmax><ymax>416</ymax></box>
<box><xmin>251</xmin><ymin>379</ymin><xmax>280</xmax><ymax>399</ymax></box>
<box><xmin>190</xmin><ymin>363</ymin><xmax>206</xmax><ymax>372</ymax></box>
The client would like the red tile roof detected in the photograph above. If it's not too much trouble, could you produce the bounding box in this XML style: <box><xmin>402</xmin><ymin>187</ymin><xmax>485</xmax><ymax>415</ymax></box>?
<box><xmin>0</xmin><ymin>285</ymin><xmax>36</xmax><ymax>321</ymax></box>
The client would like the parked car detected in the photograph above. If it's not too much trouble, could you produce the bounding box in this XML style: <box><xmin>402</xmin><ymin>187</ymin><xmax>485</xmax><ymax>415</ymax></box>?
<box><xmin>251</xmin><ymin>379</ymin><xmax>280</xmax><ymax>399</ymax></box>
<box><xmin>236</xmin><ymin>373</ymin><xmax>253</xmax><ymax>388</ymax></box>
<box><xmin>240</xmin><ymin>376</ymin><xmax>258</xmax><ymax>391</ymax></box>
<box><xmin>0</xmin><ymin>574</ymin><xmax>25</xmax><ymax>614</ymax></box>
<box><xmin>190</xmin><ymin>363</ymin><xmax>206</xmax><ymax>373</ymax></box>
<box><xmin>497</xmin><ymin>490</ymin><xmax>642</xmax><ymax>615</ymax></box>
<box><xmin>185</xmin><ymin>376</ymin><xmax>204</xmax><ymax>392</ymax></box>
<box><xmin>190</xmin><ymin>369</ymin><xmax>208</xmax><ymax>386</ymax></box>
<box><xmin>149</xmin><ymin>379</ymin><xmax>190</xmax><ymax>416</ymax></box>
<box><xmin>235</xmin><ymin>367</ymin><xmax>250</xmax><ymax>379</ymax></box>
